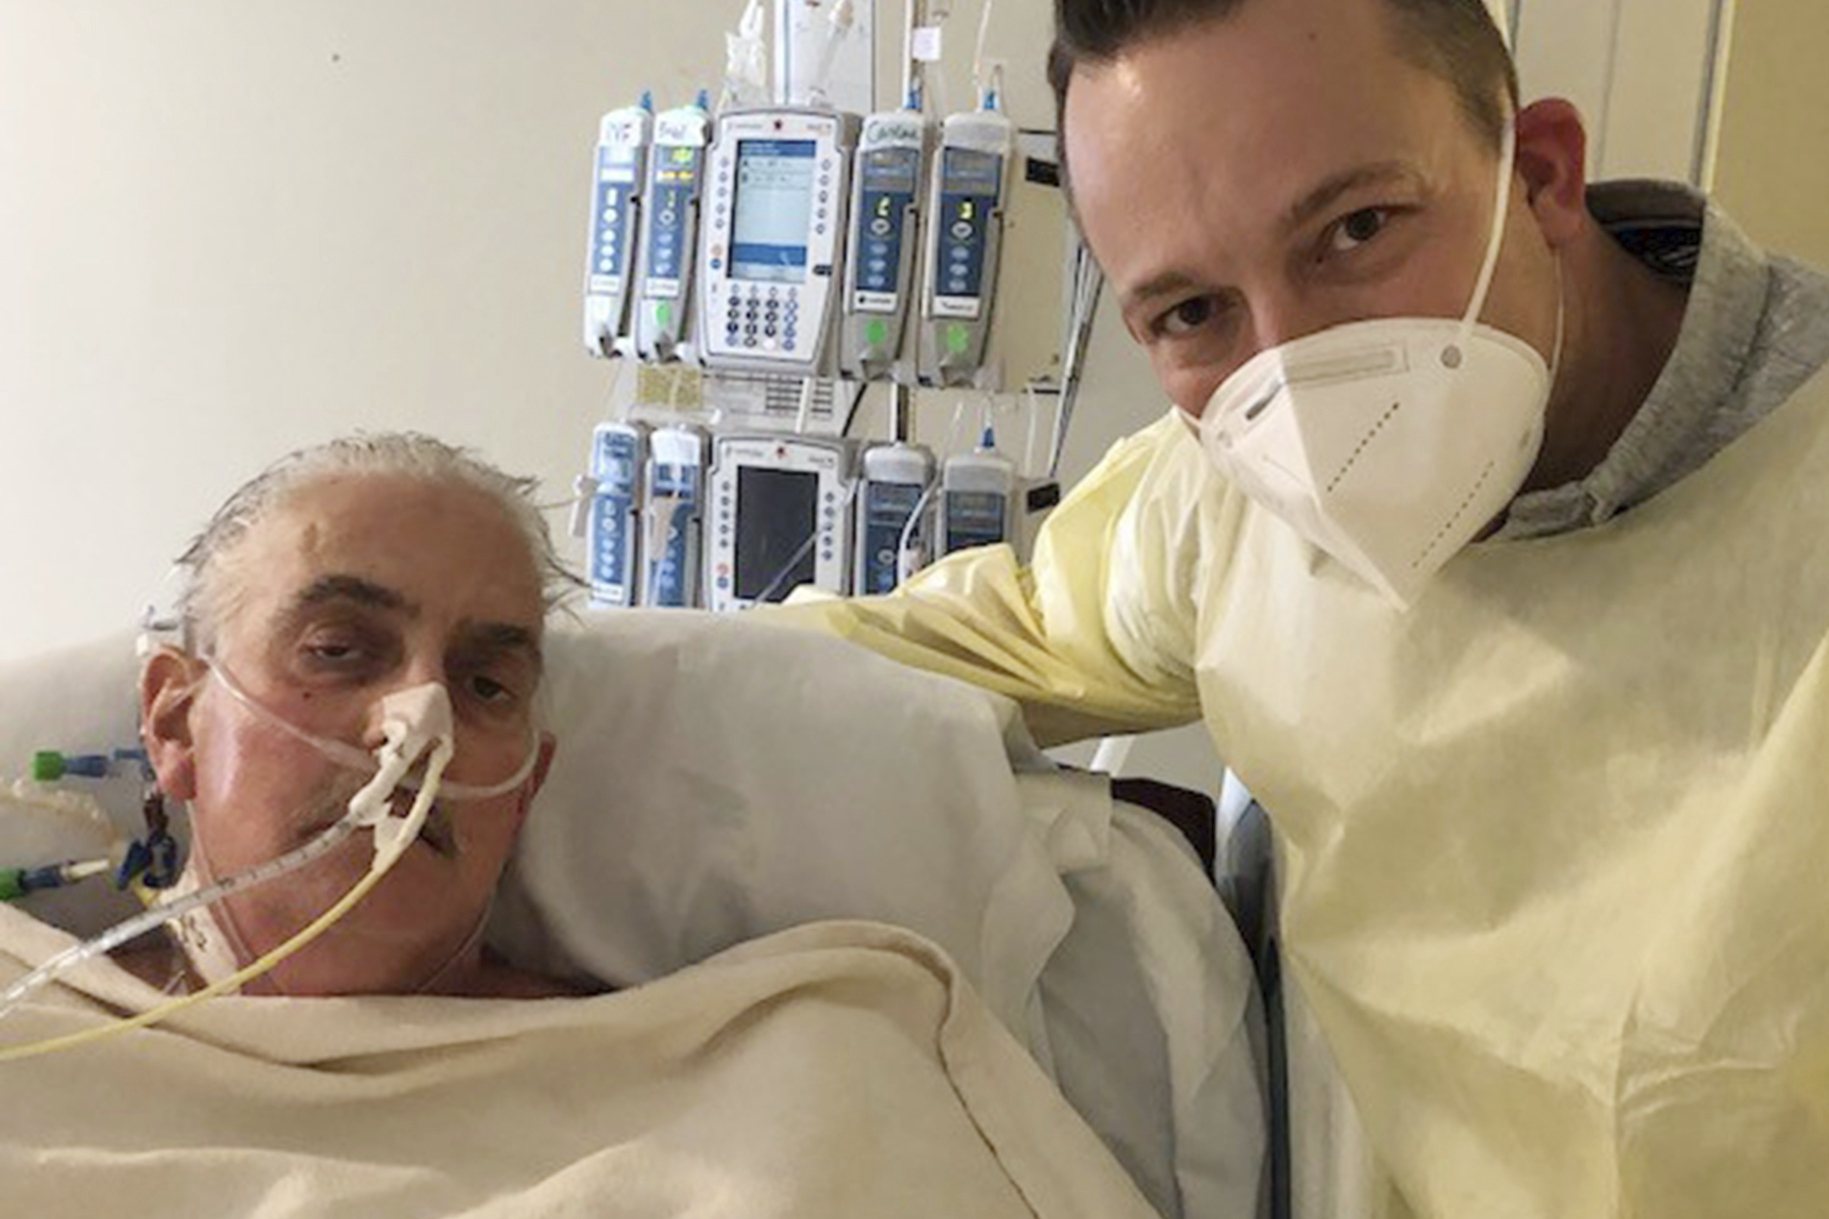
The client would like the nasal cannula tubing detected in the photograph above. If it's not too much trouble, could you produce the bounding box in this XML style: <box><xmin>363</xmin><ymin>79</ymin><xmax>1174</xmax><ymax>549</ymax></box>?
<box><xmin>0</xmin><ymin>698</ymin><xmax>459</xmax><ymax>1061</ymax></box>
<box><xmin>209</xmin><ymin>663</ymin><xmax>540</xmax><ymax>801</ymax></box>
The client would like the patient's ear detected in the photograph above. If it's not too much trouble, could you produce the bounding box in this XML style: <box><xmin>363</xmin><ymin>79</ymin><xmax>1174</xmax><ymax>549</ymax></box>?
<box><xmin>140</xmin><ymin>647</ymin><xmax>206</xmax><ymax>801</ymax></box>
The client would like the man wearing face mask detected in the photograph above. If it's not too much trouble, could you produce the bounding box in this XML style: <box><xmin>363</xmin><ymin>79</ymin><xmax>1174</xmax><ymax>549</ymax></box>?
<box><xmin>765</xmin><ymin>0</ymin><xmax>1829</xmax><ymax>1213</ymax></box>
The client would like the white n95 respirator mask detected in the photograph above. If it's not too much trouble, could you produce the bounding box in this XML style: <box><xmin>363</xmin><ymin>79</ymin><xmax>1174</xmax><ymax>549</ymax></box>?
<box><xmin>1193</xmin><ymin>122</ymin><xmax>1562</xmax><ymax>608</ymax></box>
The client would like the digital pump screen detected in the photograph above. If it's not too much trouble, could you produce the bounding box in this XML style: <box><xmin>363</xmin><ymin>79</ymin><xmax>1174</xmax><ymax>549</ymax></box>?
<box><xmin>656</xmin><ymin>143</ymin><xmax>700</xmax><ymax>186</ymax></box>
<box><xmin>857</xmin><ymin>148</ymin><xmax>920</xmax><ymax>296</ymax></box>
<box><xmin>730</xmin><ymin>139</ymin><xmax>818</xmax><ymax>284</ymax></box>
<box><xmin>937</xmin><ymin>148</ymin><xmax>1003</xmax><ymax>299</ymax></box>
<box><xmin>946</xmin><ymin>490</ymin><xmax>1008</xmax><ymax>551</ymax></box>
<box><xmin>734</xmin><ymin>465</ymin><xmax>819</xmax><ymax>601</ymax></box>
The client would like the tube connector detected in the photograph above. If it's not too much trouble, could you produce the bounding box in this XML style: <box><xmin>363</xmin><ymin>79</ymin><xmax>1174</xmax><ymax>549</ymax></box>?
<box><xmin>31</xmin><ymin>752</ymin><xmax>112</xmax><ymax>781</ymax></box>
<box><xmin>346</xmin><ymin>683</ymin><xmax>456</xmax><ymax>868</ymax></box>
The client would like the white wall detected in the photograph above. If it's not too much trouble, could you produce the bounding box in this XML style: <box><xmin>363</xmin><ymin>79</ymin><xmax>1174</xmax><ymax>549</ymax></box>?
<box><xmin>0</xmin><ymin>1</ymin><xmax>1052</xmax><ymax>660</ymax></box>
<box><xmin>0</xmin><ymin>2</ymin><xmax>713</xmax><ymax>657</ymax></box>
<box><xmin>1711</xmin><ymin>0</ymin><xmax>1829</xmax><ymax>267</ymax></box>
<box><xmin>1513</xmin><ymin>0</ymin><xmax>1726</xmax><ymax>184</ymax></box>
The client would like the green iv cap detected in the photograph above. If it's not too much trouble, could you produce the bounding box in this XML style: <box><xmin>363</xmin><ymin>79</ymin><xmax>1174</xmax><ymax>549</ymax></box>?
<box><xmin>31</xmin><ymin>751</ymin><xmax>65</xmax><ymax>782</ymax></box>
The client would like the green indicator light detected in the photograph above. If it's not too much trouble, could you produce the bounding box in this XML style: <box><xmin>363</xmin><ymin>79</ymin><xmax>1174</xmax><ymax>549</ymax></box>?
<box><xmin>656</xmin><ymin>302</ymin><xmax>675</xmax><ymax>328</ymax></box>
<box><xmin>866</xmin><ymin>318</ymin><xmax>889</xmax><ymax>346</ymax></box>
<box><xmin>946</xmin><ymin>323</ymin><xmax>971</xmax><ymax>355</ymax></box>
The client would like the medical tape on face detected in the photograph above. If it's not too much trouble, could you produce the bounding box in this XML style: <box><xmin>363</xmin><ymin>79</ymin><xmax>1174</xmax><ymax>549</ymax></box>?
<box><xmin>206</xmin><ymin>662</ymin><xmax>540</xmax><ymax>802</ymax></box>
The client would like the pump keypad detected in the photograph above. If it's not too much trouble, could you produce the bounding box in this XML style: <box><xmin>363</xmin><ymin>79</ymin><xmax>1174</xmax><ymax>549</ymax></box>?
<box><xmin>723</xmin><ymin>286</ymin><xmax>804</xmax><ymax>354</ymax></box>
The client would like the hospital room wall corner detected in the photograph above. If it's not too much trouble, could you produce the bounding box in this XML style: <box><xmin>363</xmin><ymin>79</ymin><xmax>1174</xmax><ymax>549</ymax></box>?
<box><xmin>1709</xmin><ymin>0</ymin><xmax>1829</xmax><ymax>268</ymax></box>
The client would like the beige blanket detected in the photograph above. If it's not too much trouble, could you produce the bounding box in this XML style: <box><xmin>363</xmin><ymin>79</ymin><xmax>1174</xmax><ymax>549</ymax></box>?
<box><xmin>0</xmin><ymin>909</ymin><xmax>1161</xmax><ymax>1218</ymax></box>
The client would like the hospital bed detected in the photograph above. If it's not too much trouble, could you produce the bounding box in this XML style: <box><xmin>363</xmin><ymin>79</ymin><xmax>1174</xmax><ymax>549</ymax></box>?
<box><xmin>0</xmin><ymin>610</ymin><xmax>1267</xmax><ymax>1219</ymax></box>
<box><xmin>1222</xmin><ymin>799</ymin><xmax>1385</xmax><ymax>1219</ymax></box>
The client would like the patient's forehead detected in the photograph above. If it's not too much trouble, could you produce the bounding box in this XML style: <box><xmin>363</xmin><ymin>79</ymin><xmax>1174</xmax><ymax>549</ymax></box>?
<box><xmin>212</xmin><ymin>472</ymin><xmax>545</xmax><ymax>650</ymax></box>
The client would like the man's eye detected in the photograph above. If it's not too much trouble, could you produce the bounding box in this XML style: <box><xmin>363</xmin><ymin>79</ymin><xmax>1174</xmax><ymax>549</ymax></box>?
<box><xmin>1158</xmin><ymin>297</ymin><xmax>1216</xmax><ymax>337</ymax></box>
<box><xmin>301</xmin><ymin>640</ymin><xmax>363</xmax><ymax>665</ymax></box>
<box><xmin>467</xmin><ymin>674</ymin><xmax>516</xmax><ymax>705</ymax></box>
<box><xmin>1327</xmin><ymin>207</ymin><xmax>1391</xmax><ymax>254</ymax></box>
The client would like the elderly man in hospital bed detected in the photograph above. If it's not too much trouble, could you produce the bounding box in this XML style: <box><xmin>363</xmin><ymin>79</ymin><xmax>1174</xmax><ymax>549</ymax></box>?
<box><xmin>0</xmin><ymin>434</ymin><xmax>1264</xmax><ymax>1219</ymax></box>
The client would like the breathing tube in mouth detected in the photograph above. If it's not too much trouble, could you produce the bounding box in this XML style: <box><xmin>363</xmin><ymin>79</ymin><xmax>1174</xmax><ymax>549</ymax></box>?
<box><xmin>0</xmin><ymin>673</ymin><xmax>529</xmax><ymax>1059</ymax></box>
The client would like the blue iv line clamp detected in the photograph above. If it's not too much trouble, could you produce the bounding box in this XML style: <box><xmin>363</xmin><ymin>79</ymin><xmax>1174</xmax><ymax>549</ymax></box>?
<box><xmin>3</xmin><ymin>749</ymin><xmax>180</xmax><ymax>902</ymax></box>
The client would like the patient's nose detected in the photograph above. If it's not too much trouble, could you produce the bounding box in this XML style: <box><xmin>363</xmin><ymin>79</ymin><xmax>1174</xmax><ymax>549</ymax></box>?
<box><xmin>359</xmin><ymin>656</ymin><xmax>452</xmax><ymax>751</ymax></box>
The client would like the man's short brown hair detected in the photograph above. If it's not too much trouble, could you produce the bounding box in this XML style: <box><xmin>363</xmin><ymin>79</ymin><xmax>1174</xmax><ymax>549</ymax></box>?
<box><xmin>1047</xmin><ymin>0</ymin><xmax>1520</xmax><ymax>189</ymax></box>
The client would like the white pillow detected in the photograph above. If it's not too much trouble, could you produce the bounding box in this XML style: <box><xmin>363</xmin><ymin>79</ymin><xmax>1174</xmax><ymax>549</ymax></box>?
<box><xmin>489</xmin><ymin>609</ymin><xmax>1076</xmax><ymax>1041</ymax></box>
<box><xmin>489</xmin><ymin>610</ymin><xmax>1263</xmax><ymax>1219</ymax></box>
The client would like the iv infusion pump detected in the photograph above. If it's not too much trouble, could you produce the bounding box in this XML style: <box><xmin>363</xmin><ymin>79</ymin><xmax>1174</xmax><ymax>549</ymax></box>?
<box><xmin>582</xmin><ymin>93</ymin><xmax>1028</xmax><ymax>388</ymax></box>
<box><xmin>921</xmin><ymin>109</ymin><xmax>1017</xmax><ymax>388</ymax></box>
<box><xmin>574</xmin><ymin>85</ymin><xmax>1045</xmax><ymax>616</ymax></box>
<box><xmin>642</xmin><ymin>425</ymin><xmax>707</xmax><ymax>608</ymax></box>
<box><xmin>697</xmin><ymin>108</ymin><xmax>862</xmax><ymax>377</ymax></box>
<box><xmin>938</xmin><ymin>447</ymin><xmax>1016</xmax><ymax>557</ymax></box>
<box><xmin>582</xmin><ymin>98</ymin><xmax>651</xmax><ymax>358</ymax></box>
<box><xmin>705</xmin><ymin>435</ymin><xmax>854</xmax><ymax>613</ymax></box>
<box><xmin>635</xmin><ymin>97</ymin><xmax>712</xmax><ymax>363</ymax></box>
<box><xmin>854</xmin><ymin>443</ymin><xmax>934</xmax><ymax>595</ymax></box>
<box><xmin>842</xmin><ymin>112</ymin><xmax>932</xmax><ymax>381</ymax></box>
<box><xmin>586</xmin><ymin>422</ymin><xmax>645</xmax><ymax>608</ymax></box>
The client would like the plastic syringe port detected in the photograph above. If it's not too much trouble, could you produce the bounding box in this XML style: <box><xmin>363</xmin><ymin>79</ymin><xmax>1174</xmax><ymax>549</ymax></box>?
<box><xmin>31</xmin><ymin>752</ymin><xmax>112</xmax><ymax>781</ymax></box>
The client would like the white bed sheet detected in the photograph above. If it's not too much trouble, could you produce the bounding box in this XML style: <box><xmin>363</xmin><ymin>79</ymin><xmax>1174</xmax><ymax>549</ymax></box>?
<box><xmin>0</xmin><ymin>911</ymin><xmax>1163</xmax><ymax>1219</ymax></box>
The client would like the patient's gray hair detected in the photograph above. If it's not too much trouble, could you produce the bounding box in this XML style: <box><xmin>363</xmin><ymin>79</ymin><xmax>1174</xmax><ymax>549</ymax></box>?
<box><xmin>175</xmin><ymin>432</ymin><xmax>581</xmax><ymax>652</ymax></box>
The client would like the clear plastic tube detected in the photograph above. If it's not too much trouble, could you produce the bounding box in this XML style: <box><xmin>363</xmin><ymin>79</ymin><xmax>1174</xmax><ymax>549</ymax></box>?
<box><xmin>808</xmin><ymin>0</ymin><xmax>858</xmax><ymax>107</ymax></box>
<box><xmin>0</xmin><ymin>816</ymin><xmax>358</xmax><ymax>1014</ymax></box>
<box><xmin>973</xmin><ymin>0</ymin><xmax>997</xmax><ymax>104</ymax></box>
<box><xmin>897</xmin><ymin>481</ymin><xmax>940</xmax><ymax>584</ymax></box>
<box><xmin>721</xmin><ymin>0</ymin><xmax>769</xmax><ymax>111</ymax></box>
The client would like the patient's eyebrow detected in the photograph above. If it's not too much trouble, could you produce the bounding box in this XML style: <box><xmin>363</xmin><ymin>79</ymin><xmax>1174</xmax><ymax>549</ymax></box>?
<box><xmin>288</xmin><ymin>575</ymin><xmax>417</xmax><ymax>618</ymax></box>
<box><xmin>460</xmin><ymin>621</ymin><xmax>545</xmax><ymax>672</ymax></box>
